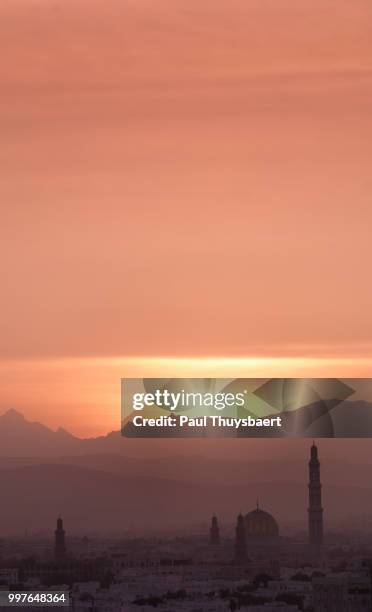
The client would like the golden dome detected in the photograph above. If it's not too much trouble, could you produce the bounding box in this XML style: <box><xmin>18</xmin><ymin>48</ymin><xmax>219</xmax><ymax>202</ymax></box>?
<box><xmin>244</xmin><ymin>507</ymin><xmax>279</xmax><ymax>538</ymax></box>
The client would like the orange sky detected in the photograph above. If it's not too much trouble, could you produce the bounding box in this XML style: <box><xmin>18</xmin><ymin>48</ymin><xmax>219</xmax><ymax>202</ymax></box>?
<box><xmin>1</xmin><ymin>1</ymin><xmax>372</xmax><ymax>434</ymax></box>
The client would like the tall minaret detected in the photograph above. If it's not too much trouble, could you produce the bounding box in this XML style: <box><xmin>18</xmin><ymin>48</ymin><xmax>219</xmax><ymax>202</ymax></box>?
<box><xmin>54</xmin><ymin>516</ymin><xmax>66</xmax><ymax>561</ymax></box>
<box><xmin>209</xmin><ymin>515</ymin><xmax>220</xmax><ymax>545</ymax></box>
<box><xmin>234</xmin><ymin>513</ymin><xmax>247</xmax><ymax>564</ymax></box>
<box><xmin>308</xmin><ymin>443</ymin><xmax>323</xmax><ymax>547</ymax></box>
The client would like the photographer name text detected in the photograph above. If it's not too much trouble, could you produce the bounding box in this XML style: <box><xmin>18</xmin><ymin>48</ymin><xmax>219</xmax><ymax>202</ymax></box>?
<box><xmin>131</xmin><ymin>415</ymin><xmax>282</xmax><ymax>429</ymax></box>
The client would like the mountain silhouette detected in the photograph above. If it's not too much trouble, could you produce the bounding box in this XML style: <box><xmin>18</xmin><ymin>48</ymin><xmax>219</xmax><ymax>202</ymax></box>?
<box><xmin>0</xmin><ymin>409</ymin><xmax>80</xmax><ymax>456</ymax></box>
<box><xmin>0</xmin><ymin>409</ymin><xmax>372</xmax><ymax>534</ymax></box>
<box><xmin>2</xmin><ymin>403</ymin><xmax>372</xmax><ymax>456</ymax></box>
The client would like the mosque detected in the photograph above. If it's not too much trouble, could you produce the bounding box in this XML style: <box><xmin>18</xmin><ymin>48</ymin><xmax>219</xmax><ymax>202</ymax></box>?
<box><xmin>209</xmin><ymin>442</ymin><xmax>323</xmax><ymax>563</ymax></box>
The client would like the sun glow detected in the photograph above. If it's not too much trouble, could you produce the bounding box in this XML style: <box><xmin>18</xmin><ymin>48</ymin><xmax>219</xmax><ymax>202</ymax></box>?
<box><xmin>1</xmin><ymin>355</ymin><xmax>372</xmax><ymax>437</ymax></box>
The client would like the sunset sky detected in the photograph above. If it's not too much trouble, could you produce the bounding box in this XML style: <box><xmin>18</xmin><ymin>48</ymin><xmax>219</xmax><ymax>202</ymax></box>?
<box><xmin>1</xmin><ymin>0</ymin><xmax>372</xmax><ymax>435</ymax></box>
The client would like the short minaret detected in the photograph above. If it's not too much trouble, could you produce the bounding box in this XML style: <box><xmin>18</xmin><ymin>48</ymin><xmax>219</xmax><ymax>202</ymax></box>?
<box><xmin>234</xmin><ymin>513</ymin><xmax>247</xmax><ymax>564</ymax></box>
<box><xmin>54</xmin><ymin>516</ymin><xmax>66</xmax><ymax>561</ymax></box>
<box><xmin>308</xmin><ymin>443</ymin><xmax>323</xmax><ymax>547</ymax></box>
<box><xmin>209</xmin><ymin>515</ymin><xmax>220</xmax><ymax>545</ymax></box>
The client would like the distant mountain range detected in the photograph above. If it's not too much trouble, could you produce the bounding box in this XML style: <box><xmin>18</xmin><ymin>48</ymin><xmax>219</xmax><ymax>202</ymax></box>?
<box><xmin>0</xmin><ymin>409</ymin><xmax>124</xmax><ymax>457</ymax></box>
<box><xmin>0</xmin><ymin>408</ymin><xmax>371</xmax><ymax>535</ymax></box>
<box><xmin>2</xmin><ymin>401</ymin><xmax>372</xmax><ymax>457</ymax></box>
<box><xmin>0</xmin><ymin>461</ymin><xmax>371</xmax><ymax>536</ymax></box>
